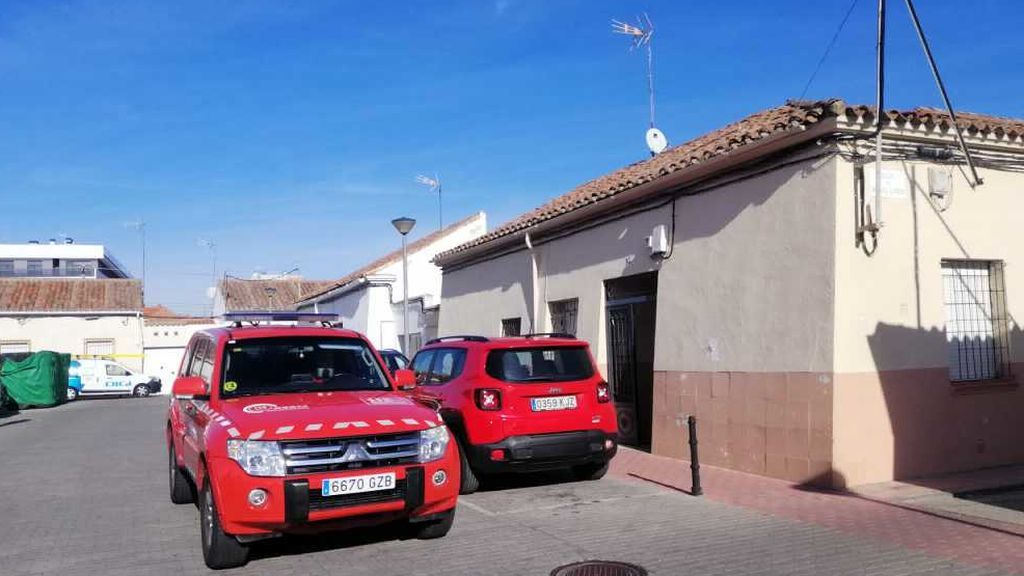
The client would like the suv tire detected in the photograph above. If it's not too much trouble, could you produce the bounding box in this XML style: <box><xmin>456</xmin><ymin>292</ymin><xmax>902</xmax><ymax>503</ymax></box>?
<box><xmin>411</xmin><ymin>508</ymin><xmax>455</xmax><ymax>539</ymax></box>
<box><xmin>200</xmin><ymin>478</ymin><xmax>249</xmax><ymax>569</ymax></box>
<box><xmin>572</xmin><ymin>461</ymin><xmax>609</xmax><ymax>481</ymax></box>
<box><xmin>168</xmin><ymin>443</ymin><xmax>194</xmax><ymax>504</ymax></box>
<box><xmin>457</xmin><ymin>440</ymin><xmax>480</xmax><ymax>494</ymax></box>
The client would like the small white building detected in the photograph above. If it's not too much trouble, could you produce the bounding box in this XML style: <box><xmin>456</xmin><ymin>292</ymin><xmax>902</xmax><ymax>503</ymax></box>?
<box><xmin>142</xmin><ymin>306</ymin><xmax>219</xmax><ymax>389</ymax></box>
<box><xmin>0</xmin><ymin>278</ymin><xmax>145</xmax><ymax>370</ymax></box>
<box><xmin>296</xmin><ymin>212</ymin><xmax>487</xmax><ymax>355</ymax></box>
<box><xmin>0</xmin><ymin>240</ymin><xmax>131</xmax><ymax>278</ymax></box>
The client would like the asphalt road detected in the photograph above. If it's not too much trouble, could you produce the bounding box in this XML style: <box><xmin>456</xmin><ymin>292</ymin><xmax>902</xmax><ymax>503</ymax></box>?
<box><xmin>0</xmin><ymin>397</ymin><xmax>1012</xmax><ymax>576</ymax></box>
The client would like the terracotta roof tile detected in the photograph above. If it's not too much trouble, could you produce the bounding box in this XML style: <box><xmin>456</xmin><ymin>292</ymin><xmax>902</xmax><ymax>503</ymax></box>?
<box><xmin>0</xmin><ymin>279</ymin><xmax>143</xmax><ymax>312</ymax></box>
<box><xmin>296</xmin><ymin>212</ymin><xmax>485</xmax><ymax>303</ymax></box>
<box><xmin>436</xmin><ymin>99</ymin><xmax>1024</xmax><ymax>263</ymax></box>
<box><xmin>218</xmin><ymin>278</ymin><xmax>336</xmax><ymax>312</ymax></box>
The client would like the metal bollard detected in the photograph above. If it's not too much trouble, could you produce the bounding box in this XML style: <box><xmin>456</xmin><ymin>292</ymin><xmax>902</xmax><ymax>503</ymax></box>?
<box><xmin>687</xmin><ymin>415</ymin><xmax>703</xmax><ymax>496</ymax></box>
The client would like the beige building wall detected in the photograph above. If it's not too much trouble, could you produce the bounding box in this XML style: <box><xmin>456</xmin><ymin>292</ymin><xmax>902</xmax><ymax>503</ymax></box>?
<box><xmin>651</xmin><ymin>153</ymin><xmax>837</xmax><ymax>483</ymax></box>
<box><xmin>438</xmin><ymin>249</ymin><xmax>534</xmax><ymax>338</ymax></box>
<box><xmin>0</xmin><ymin>315</ymin><xmax>145</xmax><ymax>371</ymax></box>
<box><xmin>832</xmin><ymin>156</ymin><xmax>1024</xmax><ymax>487</ymax></box>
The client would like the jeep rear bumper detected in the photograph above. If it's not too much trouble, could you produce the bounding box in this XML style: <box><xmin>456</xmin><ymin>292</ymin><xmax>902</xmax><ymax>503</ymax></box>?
<box><xmin>467</xmin><ymin>430</ymin><xmax>616</xmax><ymax>474</ymax></box>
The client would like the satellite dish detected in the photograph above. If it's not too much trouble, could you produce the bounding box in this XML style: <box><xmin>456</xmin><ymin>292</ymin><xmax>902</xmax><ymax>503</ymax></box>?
<box><xmin>646</xmin><ymin>127</ymin><xmax>668</xmax><ymax>154</ymax></box>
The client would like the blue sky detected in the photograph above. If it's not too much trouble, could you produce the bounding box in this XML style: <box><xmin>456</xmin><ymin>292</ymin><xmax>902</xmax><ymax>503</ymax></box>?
<box><xmin>1</xmin><ymin>0</ymin><xmax>1021</xmax><ymax>314</ymax></box>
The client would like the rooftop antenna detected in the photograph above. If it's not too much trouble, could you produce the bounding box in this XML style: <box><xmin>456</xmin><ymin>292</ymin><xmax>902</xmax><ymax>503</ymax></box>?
<box><xmin>416</xmin><ymin>173</ymin><xmax>443</xmax><ymax>230</ymax></box>
<box><xmin>124</xmin><ymin>219</ymin><xmax>147</xmax><ymax>299</ymax></box>
<box><xmin>197</xmin><ymin>238</ymin><xmax>217</xmax><ymax>315</ymax></box>
<box><xmin>612</xmin><ymin>13</ymin><xmax>667</xmax><ymax>156</ymax></box>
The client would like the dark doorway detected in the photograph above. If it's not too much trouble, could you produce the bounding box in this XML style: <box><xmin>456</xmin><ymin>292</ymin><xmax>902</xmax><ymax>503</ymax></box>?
<box><xmin>605</xmin><ymin>272</ymin><xmax>657</xmax><ymax>449</ymax></box>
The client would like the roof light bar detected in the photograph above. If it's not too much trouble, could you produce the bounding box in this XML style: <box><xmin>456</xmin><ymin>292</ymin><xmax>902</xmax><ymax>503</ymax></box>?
<box><xmin>222</xmin><ymin>311</ymin><xmax>340</xmax><ymax>325</ymax></box>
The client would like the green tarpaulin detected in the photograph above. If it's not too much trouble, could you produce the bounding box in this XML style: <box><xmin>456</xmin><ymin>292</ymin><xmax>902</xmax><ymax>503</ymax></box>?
<box><xmin>0</xmin><ymin>352</ymin><xmax>70</xmax><ymax>409</ymax></box>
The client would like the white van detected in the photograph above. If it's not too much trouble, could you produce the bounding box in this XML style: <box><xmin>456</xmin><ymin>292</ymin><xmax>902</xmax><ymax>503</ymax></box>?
<box><xmin>68</xmin><ymin>358</ymin><xmax>162</xmax><ymax>400</ymax></box>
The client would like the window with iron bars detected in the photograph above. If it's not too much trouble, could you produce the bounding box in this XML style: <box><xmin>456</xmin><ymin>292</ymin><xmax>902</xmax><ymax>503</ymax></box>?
<box><xmin>942</xmin><ymin>260</ymin><xmax>1011</xmax><ymax>382</ymax></box>
<box><xmin>548</xmin><ymin>298</ymin><xmax>579</xmax><ymax>336</ymax></box>
<box><xmin>501</xmin><ymin>317</ymin><xmax>522</xmax><ymax>337</ymax></box>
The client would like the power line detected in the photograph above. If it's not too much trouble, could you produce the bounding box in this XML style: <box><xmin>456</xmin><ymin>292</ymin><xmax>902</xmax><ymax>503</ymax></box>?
<box><xmin>799</xmin><ymin>0</ymin><xmax>861</xmax><ymax>100</ymax></box>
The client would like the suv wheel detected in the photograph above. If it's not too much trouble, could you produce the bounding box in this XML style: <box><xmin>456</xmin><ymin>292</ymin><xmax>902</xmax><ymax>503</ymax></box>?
<box><xmin>132</xmin><ymin>384</ymin><xmax>151</xmax><ymax>398</ymax></box>
<box><xmin>200</xmin><ymin>479</ymin><xmax>249</xmax><ymax>569</ymax></box>
<box><xmin>572</xmin><ymin>462</ymin><xmax>609</xmax><ymax>481</ymax></box>
<box><xmin>457</xmin><ymin>440</ymin><xmax>480</xmax><ymax>495</ymax></box>
<box><xmin>411</xmin><ymin>508</ymin><xmax>455</xmax><ymax>539</ymax></box>
<box><xmin>168</xmin><ymin>443</ymin><xmax>194</xmax><ymax>504</ymax></box>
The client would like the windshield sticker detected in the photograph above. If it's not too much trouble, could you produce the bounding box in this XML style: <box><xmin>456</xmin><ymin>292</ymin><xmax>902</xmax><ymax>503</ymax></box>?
<box><xmin>362</xmin><ymin>396</ymin><xmax>414</xmax><ymax>406</ymax></box>
<box><xmin>242</xmin><ymin>402</ymin><xmax>310</xmax><ymax>414</ymax></box>
<box><xmin>223</xmin><ymin>381</ymin><xmax>238</xmax><ymax>392</ymax></box>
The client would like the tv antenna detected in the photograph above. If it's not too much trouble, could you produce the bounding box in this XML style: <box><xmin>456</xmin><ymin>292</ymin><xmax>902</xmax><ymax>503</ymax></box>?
<box><xmin>416</xmin><ymin>173</ymin><xmax>443</xmax><ymax>230</ymax></box>
<box><xmin>612</xmin><ymin>13</ymin><xmax>668</xmax><ymax>155</ymax></box>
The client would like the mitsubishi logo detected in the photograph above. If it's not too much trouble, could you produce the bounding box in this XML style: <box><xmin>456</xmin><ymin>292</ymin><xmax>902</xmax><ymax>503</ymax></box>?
<box><xmin>339</xmin><ymin>442</ymin><xmax>371</xmax><ymax>463</ymax></box>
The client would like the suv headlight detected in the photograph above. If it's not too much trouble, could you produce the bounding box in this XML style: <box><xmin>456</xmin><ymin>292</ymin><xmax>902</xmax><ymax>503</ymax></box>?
<box><xmin>417</xmin><ymin>426</ymin><xmax>450</xmax><ymax>463</ymax></box>
<box><xmin>226</xmin><ymin>440</ymin><xmax>286</xmax><ymax>477</ymax></box>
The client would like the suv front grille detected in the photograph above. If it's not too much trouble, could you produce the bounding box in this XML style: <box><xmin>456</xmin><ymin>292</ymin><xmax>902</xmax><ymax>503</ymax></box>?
<box><xmin>280</xmin><ymin>432</ymin><xmax>421</xmax><ymax>475</ymax></box>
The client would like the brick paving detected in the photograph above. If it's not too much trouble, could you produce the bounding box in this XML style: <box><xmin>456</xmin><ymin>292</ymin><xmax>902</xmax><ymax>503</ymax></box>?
<box><xmin>612</xmin><ymin>447</ymin><xmax>1024</xmax><ymax>574</ymax></box>
<box><xmin>0</xmin><ymin>398</ymin><xmax>1019</xmax><ymax>575</ymax></box>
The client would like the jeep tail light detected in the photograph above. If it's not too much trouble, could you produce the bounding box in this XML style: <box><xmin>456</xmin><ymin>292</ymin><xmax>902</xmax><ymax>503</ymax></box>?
<box><xmin>475</xmin><ymin>388</ymin><xmax>502</xmax><ymax>411</ymax></box>
<box><xmin>596</xmin><ymin>381</ymin><xmax>611</xmax><ymax>403</ymax></box>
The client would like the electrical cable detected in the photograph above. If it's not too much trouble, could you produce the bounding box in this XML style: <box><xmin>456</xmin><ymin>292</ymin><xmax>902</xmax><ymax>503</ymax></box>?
<box><xmin>799</xmin><ymin>0</ymin><xmax>861</xmax><ymax>100</ymax></box>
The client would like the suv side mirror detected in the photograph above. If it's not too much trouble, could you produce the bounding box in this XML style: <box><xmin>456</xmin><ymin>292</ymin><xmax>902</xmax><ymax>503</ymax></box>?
<box><xmin>172</xmin><ymin>376</ymin><xmax>208</xmax><ymax>399</ymax></box>
<box><xmin>394</xmin><ymin>369</ymin><xmax>417</xmax><ymax>391</ymax></box>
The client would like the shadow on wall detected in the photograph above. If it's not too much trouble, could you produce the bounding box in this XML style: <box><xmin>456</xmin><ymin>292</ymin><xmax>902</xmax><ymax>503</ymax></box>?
<box><xmin>866</xmin><ymin>322</ymin><xmax>1024</xmax><ymax>483</ymax></box>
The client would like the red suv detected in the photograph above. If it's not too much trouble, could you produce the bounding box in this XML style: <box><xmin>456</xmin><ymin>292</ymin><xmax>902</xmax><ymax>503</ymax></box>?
<box><xmin>408</xmin><ymin>334</ymin><xmax>617</xmax><ymax>494</ymax></box>
<box><xmin>166</xmin><ymin>313</ymin><xmax>459</xmax><ymax>569</ymax></box>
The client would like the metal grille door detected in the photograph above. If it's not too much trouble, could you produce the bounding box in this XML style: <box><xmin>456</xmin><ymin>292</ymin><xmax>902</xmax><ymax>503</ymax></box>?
<box><xmin>607</xmin><ymin>305</ymin><xmax>637</xmax><ymax>402</ymax></box>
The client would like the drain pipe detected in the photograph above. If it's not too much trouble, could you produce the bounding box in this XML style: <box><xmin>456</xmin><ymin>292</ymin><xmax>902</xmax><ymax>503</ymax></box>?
<box><xmin>525</xmin><ymin>232</ymin><xmax>539</xmax><ymax>333</ymax></box>
<box><xmin>873</xmin><ymin>0</ymin><xmax>886</xmax><ymax>231</ymax></box>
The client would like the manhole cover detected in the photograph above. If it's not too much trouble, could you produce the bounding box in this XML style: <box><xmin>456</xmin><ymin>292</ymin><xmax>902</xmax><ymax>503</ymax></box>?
<box><xmin>551</xmin><ymin>560</ymin><xmax>648</xmax><ymax>576</ymax></box>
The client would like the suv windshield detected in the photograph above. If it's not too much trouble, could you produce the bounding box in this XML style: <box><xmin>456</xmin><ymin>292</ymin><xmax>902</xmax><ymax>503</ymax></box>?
<box><xmin>221</xmin><ymin>337</ymin><xmax>390</xmax><ymax>397</ymax></box>
<box><xmin>486</xmin><ymin>346</ymin><xmax>594</xmax><ymax>382</ymax></box>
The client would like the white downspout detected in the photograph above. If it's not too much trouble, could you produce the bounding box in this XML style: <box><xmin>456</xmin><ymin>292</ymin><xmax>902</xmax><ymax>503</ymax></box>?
<box><xmin>525</xmin><ymin>232</ymin><xmax>539</xmax><ymax>333</ymax></box>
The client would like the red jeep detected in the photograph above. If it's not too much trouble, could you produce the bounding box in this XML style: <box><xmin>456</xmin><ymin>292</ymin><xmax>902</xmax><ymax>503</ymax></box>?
<box><xmin>408</xmin><ymin>334</ymin><xmax>617</xmax><ymax>494</ymax></box>
<box><xmin>166</xmin><ymin>313</ymin><xmax>459</xmax><ymax>569</ymax></box>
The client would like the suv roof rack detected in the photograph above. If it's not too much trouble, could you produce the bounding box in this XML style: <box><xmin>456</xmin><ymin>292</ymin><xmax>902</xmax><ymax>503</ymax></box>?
<box><xmin>522</xmin><ymin>332</ymin><xmax>577</xmax><ymax>339</ymax></box>
<box><xmin>425</xmin><ymin>335</ymin><xmax>490</xmax><ymax>346</ymax></box>
<box><xmin>222</xmin><ymin>311</ymin><xmax>341</xmax><ymax>328</ymax></box>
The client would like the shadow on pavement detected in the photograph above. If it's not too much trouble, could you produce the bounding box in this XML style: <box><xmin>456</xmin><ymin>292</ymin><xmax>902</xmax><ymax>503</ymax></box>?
<box><xmin>0</xmin><ymin>418</ymin><xmax>30</xmax><ymax>428</ymax></box>
<box><xmin>477</xmin><ymin>469</ymin><xmax>579</xmax><ymax>492</ymax></box>
<box><xmin>247</xmin><ymin>522</ymin><xmax>414</xmax><ymax>562</ymax></box>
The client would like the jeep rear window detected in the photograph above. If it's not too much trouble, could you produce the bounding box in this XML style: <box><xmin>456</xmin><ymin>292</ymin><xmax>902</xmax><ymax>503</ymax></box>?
<box><xmin>485</xmin><ymin>346</ymin><xmax>594</xmax><ymax>382</ymax></box>
<box><xmin>220</xmin><ymin>337</ymin><xmax>390</xmax><ymax>397</ymax></box>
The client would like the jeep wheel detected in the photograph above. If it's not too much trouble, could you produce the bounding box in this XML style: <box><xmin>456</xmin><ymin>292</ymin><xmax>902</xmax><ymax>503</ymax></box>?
<box><xmin>132</xmin><ymin>384</ymin><xmax>151</xmax><ymax>398</ymax></box>
<box><xmin>411</xmin><ymin>508</ymin><xmax>455</xmax><ymax>539</ymax></box>
<box><xmin>168</xmin><ymin>443</ymin><xmax>194</xmax><ymax>504</ymax></box>
<box><xmin>200</xmin><ymin>479</ymin><xmax>249</xmax><ymax>570</ymax></box>
<box><xmin>66</xmin><ymin>387</ymin><xmax>78</xmax><ymax>401</ymax></box>
<box><xmin>572</xmin><ymin>462</ymin><xmax>609</xmax><ymax>481</ymax></box>
<box><xmin>457</xmin><ymin>440</ymin><xmax>480</xmax><ymax>495</ymax></box>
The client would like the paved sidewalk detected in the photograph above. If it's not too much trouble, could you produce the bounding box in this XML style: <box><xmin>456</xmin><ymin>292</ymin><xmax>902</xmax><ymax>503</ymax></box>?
<box><xmin>611</xmin><ymin>447</ymin><xmax>1024</xmax><ymax>574</ymax></box>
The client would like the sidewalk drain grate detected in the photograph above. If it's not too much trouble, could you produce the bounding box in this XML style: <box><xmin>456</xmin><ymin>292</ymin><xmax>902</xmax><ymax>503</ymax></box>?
<box><xmin>551</xmin><ymin>560</ymin><xmax>648</xmax><ymax>576</ymax></box>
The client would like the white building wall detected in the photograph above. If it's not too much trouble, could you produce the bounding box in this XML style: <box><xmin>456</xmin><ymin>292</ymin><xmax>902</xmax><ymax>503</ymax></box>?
<box><xmin>0</xmin><ymin>315</ymin><xmax>145</xmax><ymax>371</ymax></box>
<box><xmin>142</xmin><ymin>321</ymin><xmax>220</xmax><ymax>389</ymax></box>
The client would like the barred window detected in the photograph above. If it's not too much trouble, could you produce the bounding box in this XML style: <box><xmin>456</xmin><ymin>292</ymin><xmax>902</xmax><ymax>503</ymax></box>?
<box><xmin>548</xmin><ymin>298</ymin><xmax>579</xmax><ymax>336</ymax></box>
<box><xmin>501</xmin><ymin>317</ymin><xmax>522</xmax><ymax>337</ymax></box>
<box><xmin>942</xmin><ymin>260</ymin><xmax>1010</xmax><ymax>382</ymax></box>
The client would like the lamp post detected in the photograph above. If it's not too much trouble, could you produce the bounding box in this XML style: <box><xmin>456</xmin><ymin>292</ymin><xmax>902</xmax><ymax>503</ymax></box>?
<box><xmin>391</xmin><ymin>217</ymin><xmax>416</xmax><ymax>354</ymax></box>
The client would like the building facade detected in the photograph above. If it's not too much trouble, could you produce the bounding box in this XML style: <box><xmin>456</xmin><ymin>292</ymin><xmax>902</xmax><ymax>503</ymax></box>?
<box><xmin>296</xmin><ymin>213</ymin><xmax>487</xmax><ymax>355</ymax></box>
<box><xmin>0</xmin><ymin>240</ymin><xmax>131</xmax><ymax>278</ymax></box>
<box><xmin>435</xmin><ymin>100</ymin><xmax>1024</xmax><ymax>488</ymax></box>
<box><xmin>0</xmin><ymin>278</ymin><xmax>145</xmax><ymax>370</ymax></box>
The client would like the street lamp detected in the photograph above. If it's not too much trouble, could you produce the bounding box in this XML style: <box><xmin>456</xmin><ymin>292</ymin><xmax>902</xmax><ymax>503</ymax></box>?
<box><xmin>391</xmin><ymin>217</ymin><xmax>416</xmax><ymax>355</ymax></box>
